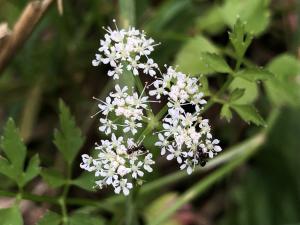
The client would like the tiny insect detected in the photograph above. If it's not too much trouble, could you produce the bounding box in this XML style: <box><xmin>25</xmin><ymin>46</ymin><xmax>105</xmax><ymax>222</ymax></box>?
<box><xmin>127</xmin><ymin>145</ymin><xmax>146</xmax><ymax>154</ymax></box>
<box><xmin>196</xmin><ymin>147</ymin><xmax>209</xmax><ymax>167</ymax></box>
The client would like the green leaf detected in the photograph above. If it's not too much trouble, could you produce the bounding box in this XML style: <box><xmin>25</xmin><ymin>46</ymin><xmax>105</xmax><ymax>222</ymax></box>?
<box><xmin>265</xmin><ymin>54</ymin><xmax>300</xmax><ymax>106</ymax></box>
<box><xmin>22</xmin><ymin>154</ymin><xmax>40</xmax><ymax>186</ymax></box>
<box><xmin>0</xmin><ymin>206</ymin><xmax>23</xmax><ymax>225</ymax></box>
<box><xmin>0</xmin><ymin>118</ymin><xmax>26</xmax><ymax>172</ymax></box>
<box><xmin>36</xmin><ymin>211</ymin><xmax>61</xmax><ymax>225</ymax></box>
<box><xmin>0</xmin><ymin>156</ymin><xmax>16</xmax><ymax>182</ymax></box>
<box><xmin>145</xmin><ymin>0</ymin><xmax>190</xmax><ymax>32</ymax></box>
<box><xmin>68</xmin><ymin>213</ymin><xmax>105</xmax><ymax>225</ymax></box>
<box><xmin>198</xmin><ymin>75</ymin><xmax>210</xmax><ymax>96</ymax></box>
<box><xmin>199</xmin><ymin>52</ymin><xmax>232</xmax><ymax>74</ymax></box>
<box><xmin>175</xmin><ymin>35</ymin><xmax>219</xmax><ymax>75</ymax></box>
<box><xmin>267</xmin><ymin>54</ymin><xmax>300</xmax><ymax>79</ymax></box>
<box><xmin>221</xmin><ymin>0</ymin><xmax>270</xmax><ymax>35</ymax></box>
<box><xmin>41</xmin><ymin>168</ymin><xmax>65</xmax><ymax>188</ymax></box>
<box><xmin>229</xmin><ymin>88</ymin><xmax>245</xmax><ymax>102</ymax></box>
<box><xmin>220</xmin><ymin>104</ymin><xmax>233</xmax><ymax>122</ymax></box>
<box><xmin>0</xmin><ymin>118</ymin><xmax>39</xmax><ymax>187</ymax></box>
<box><xmin>229</xmin><ymin>19</ymin><xmax>253</xmax><ymax>60</ymax></box>
<box><xmin>145</xmin><ymin>193</ymin><xmax>180</xmax><ymax>225</ymax></box>
<box><xmin>195</xmin><ymin>5</ymin><xmax>226</xmax><ymax>35</ymax></box>
<box><xmin>235</xmin><ymin>68</ymin><xmax>273</xmax><ymax>82</ymax></box>
<box><xmin>231</xmin><ymin>104</ymin><xmax>265</xmax><ymax>126</ymax></box>
<box><xmin>54</xmin><ymin>100</ymin><xmax>85</xmax><ymax>165</ymax></box>
<box><xmin>229</xmin><ymin>78</ymin><xmax>258</xmax><ymax>104</ymax></box>
<box><xmin>72</xmin><ymin>172</ymin><xmax>95</xmax><ymax>192</ymax></box>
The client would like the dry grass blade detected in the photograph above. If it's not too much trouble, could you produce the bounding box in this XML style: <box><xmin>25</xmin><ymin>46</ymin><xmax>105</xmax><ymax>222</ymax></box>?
<box><xmin>0</xmin><ymin>0</ymin><xmax>54</xmax><ymax>74</ymax></box>
<box><xmin>57</xmin><ymin>0</ymin><xmax>64</xmax><ymax>15</ymax></box>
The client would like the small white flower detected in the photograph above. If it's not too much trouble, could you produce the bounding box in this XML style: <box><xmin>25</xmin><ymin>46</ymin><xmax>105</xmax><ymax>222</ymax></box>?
<box><xmin>155</xmin><ymin>133</ymin><xmax>169</xmax><ymax>155</ymax></box>
<box><xmin>123</xmin><ymin>119</ymin><xmax>142</xmax><ymax>135</ymax></box>
<box><xmin>144</xmin><ymin>153</ymin><xmax>155</xmax><ymax>172</ymax></box>
<box><xmin>102</xmin><ymin>47</ymin><xmax>119</xmax><ymax>67</ymax></box>
<box><xmin>80</xmin><ymin>154</ymin><xmax>95</xmax><ymax>172</ymax></box>
<box><xmin>98</xmin><ymin>96</ymin><xmax>114</xmax><ymax>115</ymax></box>
<box><xmin>139</xmin><ymin>58</ymin><xmax>158</xmax><ymax>76</ymax></box>
<box><xmin>110</xmin><ymin>85</ymin><xmax>128</xmax><ymax>99</ymax></box>
<box><xmin>99</xmin><ymin>118</ymin><xmax>117</xmax><ymax>134</ymax></box>
<box><xmin>127</xmin><ymin>55</ymin><xmax>141</xmax><ymax>75</ymax></box>
<box><xmin>117</xmin><ymin>165</ymin><xmax>130</xmax><ymax>177</ymax></box>
<box><xmin>113</xmin><ymin>179</ymin><xmax>133</xmax><ymax>196</ymax></box>
<box><xmin>149</xmin><ymin>80</ymin><xmax>165</xmax><ymax>99</ymax></box>
<box><xmin>107</xmin><ymin>64</ymin><xmax>123</xmax><ymax>80</ymax></box>
<box><xmin>166</xmin><ymin>146</ymin><xmax>185</xmax><ymax>164</ymax></box>
<box><xmin>92</xmin><ymin>54</ymin><xmax>102</xmax><ymax>66</ymax></box>
<box><xmin>130</xmin><ymin>161</ymin><xmax>144</xmax><ymax>179</ymax></box>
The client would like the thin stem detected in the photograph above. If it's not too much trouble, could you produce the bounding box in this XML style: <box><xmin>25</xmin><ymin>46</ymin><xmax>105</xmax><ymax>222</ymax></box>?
<box><xmin>133</xmin><ymin>75</ymin><xmax>144</xmax><ymax>95</ymax></box>
<box><xmin>119</xmin><ymin>0</ymin><xmax>135</xmax><ymax>29</ymax></box>
<box><xmin>155</xmin><ymin>104</ymin><xmax>168</xmax><ymax>121</ymax></box>
<box><xmin>126</xmin><ymin>190</ymin><xmax>135</xmax><ymax>225</ymax></box>
<box><xmin>202</xmin><ymin>52</ymin><xmax>242</xmax><ymax>113</ymax></box>
<box><xmin>202</xmin><ymin>75</ymin><xmax>234</xmax><ymax>113</ymax></box>
<box><xmin>0</xmin><ymin>190</ymin><xmax>116</xmax><ymax>212</ymax></box>
<box><xmin>134</xmin><ymin>75</ymin><xmax>154</xmax><ymax>118</ymax></box>
<box><xmin>118</xmin><ymin>1</ymin><xmax>139</xmax><ymax>224</ymax></box>
<box><xmin>60</xmin><ymin>164</ymin><xmax>72</xmax><ymax>224</ymax></box>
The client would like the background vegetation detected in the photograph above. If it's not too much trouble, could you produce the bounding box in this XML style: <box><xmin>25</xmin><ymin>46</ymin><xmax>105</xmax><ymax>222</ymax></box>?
<box><xmin>0</xmin><ymin>0</ymin><xmax>300</xmax><ymax>224</ymax></box>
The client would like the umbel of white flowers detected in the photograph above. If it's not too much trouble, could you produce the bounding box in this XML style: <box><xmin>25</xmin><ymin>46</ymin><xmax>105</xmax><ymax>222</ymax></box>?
<box><xmin>92</xmin><ymin>19</ymin><xmax>159</xmax><ymax>79</ymax></box>
<box><xmin>150</xmin><ymin>65</ymin><xmax>222</xmax><ymax>174</ymax></box>
<box><xmin>81</xmin><ymin>21</ymin><xmax>222</xmax><ymax>196</ymax></box>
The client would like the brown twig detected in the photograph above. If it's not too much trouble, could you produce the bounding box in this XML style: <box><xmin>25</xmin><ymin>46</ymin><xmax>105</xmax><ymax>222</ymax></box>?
<box><xmin>0</xmin><ymin>23</ymin><xmax>11</xmax><ymax>49</ymax></box>
<box><xmin>0</xmin><ymin>0</ymin><xmax>54</xmax><ymax>74</ymax></box>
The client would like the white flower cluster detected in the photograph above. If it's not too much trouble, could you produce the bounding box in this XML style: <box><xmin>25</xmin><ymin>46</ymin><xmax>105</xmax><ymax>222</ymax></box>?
<box><xmin>95</xmin><ymin>84</ymin><xmax>151</xmax><ymax>135</ymax></box>
<box><xmin>83</xmin><ymin>20</ymin><xmax>222</xmax><ymax>196</ymax></box>
<box><xmin>80</xmin><ymin>134</ymin><xmax>154</xmax><ymax>196</ymax></box>
<box><xmin>80</xmin><ymin>84</ymin><xmax>155</xmax><ymax>195</ymax></box>
<box><xmin>150</xmin><ymin>66</ymin><xmax>222</xmax><ymax>174</ymax></box>
<box><xmin>92</xmin><ymin>20</ymin><xmax>159</xmax><ymax>79</ymax></box>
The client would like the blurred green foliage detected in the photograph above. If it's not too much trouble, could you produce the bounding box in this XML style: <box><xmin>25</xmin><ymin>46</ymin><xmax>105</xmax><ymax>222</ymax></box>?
<box><xmin>219</xmin><ymin>107</ymin><xmax>300</xmax><ymax>225</ymax></box>
<box><xmin>0</xmin><ymin>0</ymin><xmax>300</xmax><ymax>224</ymax></box>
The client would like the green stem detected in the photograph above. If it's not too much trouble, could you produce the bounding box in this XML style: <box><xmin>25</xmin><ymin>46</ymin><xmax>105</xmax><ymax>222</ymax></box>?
<box><xmin>60</xmin><ymin>164</ymin><xmax>72</xmax><ymax>224</ymax></box>
<box><xmin>133</xmin><ymin>75</ymin><xmax>144</xmax><ymax>95</ymax></box>
<box><xmin>134</xmin><ymin>75</ymin><xmax>155</xmax><ymax>118</ymax></box>
<box><xmin>118</xmin><ymin>1</ymin><xmax>139</xmax><ymax>224</ymax></box>
<box><xmin>202</xmin><ymin>53</ymin><xmax>242</xmax><ymax>113</ymax></box>
<box><xmin>0</xmin><ymin>190</ymin><xmax>116</xmax><ymax>212</ymax></box>
<box><xmin>119</xmin><ymin>0</ymin><xmax>135</xmax><ymax>28</ymax></box>
<box><xmin>202</xmin><ymin>77</ymin><xmax>233</xmax><ymax>113</ymax></box>
<box><xmin>155</xmin><ymin>104</ymin><xmax>168</xmax><ymax>121</ymax></box>
<box><xmin>126</xmin><ymin>190</ymin><xmax>135</xmax><ymax>225</ymax></box>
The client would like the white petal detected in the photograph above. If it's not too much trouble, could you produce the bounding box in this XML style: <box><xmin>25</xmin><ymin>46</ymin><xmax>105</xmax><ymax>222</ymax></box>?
<box><xmin>166</xmin><ymin>154</ymin><xmax>174</xmax><ymax>160</ymax></box>
<box><xmin>123</xmin><ymin>187</ymin><xmax>130</xmax><ymax>196</ymax></box>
